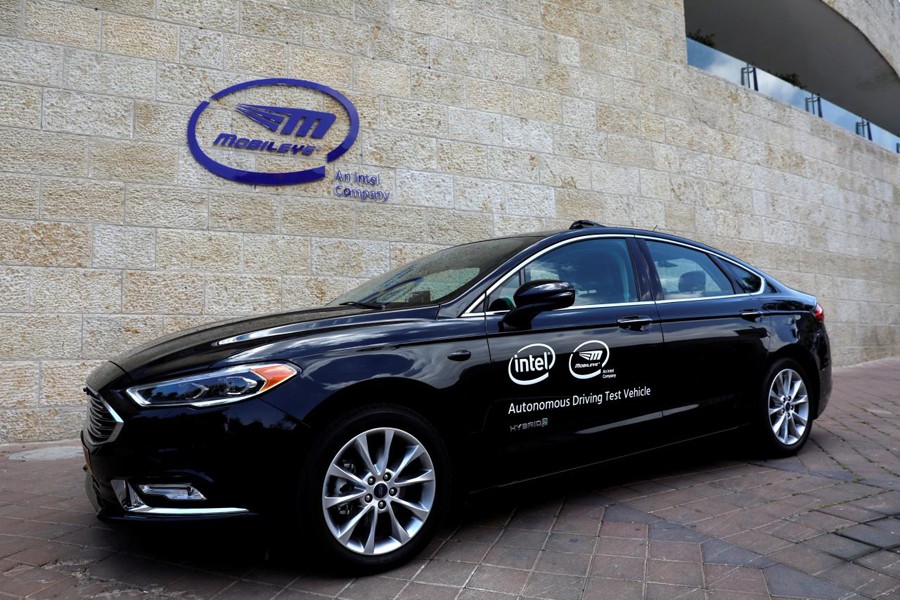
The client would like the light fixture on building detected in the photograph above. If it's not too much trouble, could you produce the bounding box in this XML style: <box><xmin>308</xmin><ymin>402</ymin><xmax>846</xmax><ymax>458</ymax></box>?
<box><xmin>740</xmin><ymin>64</ymin><xmax>758</xmax><ymax>91</ymax></box>
<box><xmin>805</xmin><ymin>94</ymin><xmax>822</xmax><ymax>117</ymax></box>
<box><xmin>855</xmin><ymin>119</ymin><xmax>872</xmax><ymax>140</ymax></box>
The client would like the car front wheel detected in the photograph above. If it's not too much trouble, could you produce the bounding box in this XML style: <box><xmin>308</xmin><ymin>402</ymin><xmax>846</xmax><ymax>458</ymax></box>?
<box><xmin>300</xmin><ymin>405</ymin><xmax>449</xmax><ymax>573</ymax></box>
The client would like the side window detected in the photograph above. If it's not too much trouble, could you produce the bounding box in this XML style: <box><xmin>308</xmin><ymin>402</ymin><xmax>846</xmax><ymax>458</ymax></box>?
<box><xmin>645</xmin><ymin>241</ymin><xmax>735</xmax><ymax>299</ymax></box>
<box><xmin>720</xmin><ymin>261</ymin><xmax>763</xmax><ymax>294</ymax></box>
<box><xmin>487</xmin><ymin>238</ymin><xmax>638</xmax><ymax>311</ymax></box>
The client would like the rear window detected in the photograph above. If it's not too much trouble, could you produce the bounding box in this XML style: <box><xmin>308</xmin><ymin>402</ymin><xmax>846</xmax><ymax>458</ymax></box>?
<box><xmin>645</xmin><ymin>241</ymin><xmax>734</xmax><ymax>299</ymax></box>
<box><xmin>720</xmin><ymin>261</ymin><xmax>763</xmax><ymax>293</ymax></box>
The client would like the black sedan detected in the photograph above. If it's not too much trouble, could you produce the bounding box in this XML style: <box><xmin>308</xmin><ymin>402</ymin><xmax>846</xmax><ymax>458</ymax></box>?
<box><xmin>82</xmin><ymin>220</ymin><xmax>831</xmax><ymax>571</ymax></box>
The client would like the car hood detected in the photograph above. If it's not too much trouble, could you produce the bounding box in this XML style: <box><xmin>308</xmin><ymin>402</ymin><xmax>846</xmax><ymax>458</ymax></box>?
<box><xmin>103</xmin><ymin>305</ymin><xmax>439</xmax><ymax>385</ymax></box>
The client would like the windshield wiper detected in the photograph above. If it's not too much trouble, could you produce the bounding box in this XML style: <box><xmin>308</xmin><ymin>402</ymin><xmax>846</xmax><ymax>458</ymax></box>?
<box><xmin>339</xmin><ymin>301</ymin><xmax>385</xmax><ymax>310</ymax></box>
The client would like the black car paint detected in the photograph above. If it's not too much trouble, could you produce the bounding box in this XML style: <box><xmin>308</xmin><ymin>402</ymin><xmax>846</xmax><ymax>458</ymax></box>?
<box><xmin>83</xmin><ymin>226</ymin><xmax>832</xmax><ymax>521</ymax></box>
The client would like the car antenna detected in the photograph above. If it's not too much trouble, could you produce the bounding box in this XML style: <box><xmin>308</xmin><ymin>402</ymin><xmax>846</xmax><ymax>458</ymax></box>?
<box><xmin>569</xmin><ymin>219</ymin><xmax>604</xmax><ymax>230</ymax></box>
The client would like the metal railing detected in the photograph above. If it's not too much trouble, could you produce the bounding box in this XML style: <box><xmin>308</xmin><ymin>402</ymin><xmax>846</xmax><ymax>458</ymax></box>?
<box><xmin>686</xmin><ymin>38</ymin><xmax>900</xmax><ymax>154</ymax></box>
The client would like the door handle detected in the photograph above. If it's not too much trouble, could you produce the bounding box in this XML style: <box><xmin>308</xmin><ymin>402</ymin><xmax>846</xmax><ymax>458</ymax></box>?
<box><xmin>447</xmin><ymin>350</ymin><xmax>471</xmax><ymax>361</ymax></box>
<box><xmin>617</xmin><ymin>316</ymin><xmax>653</xmax><ymax>330</ymax></box>
<box><xmin>740</xmin><ymin>310</ymin><xmax>763</xmax><ymax>321</ymax></box>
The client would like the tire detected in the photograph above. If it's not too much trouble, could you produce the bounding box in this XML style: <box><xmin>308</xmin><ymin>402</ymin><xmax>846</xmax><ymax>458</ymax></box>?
<box><xmin>298</xmin><ymin>405</ymin><xmax>450</xmax><ymax>573</ymax></box>
<box><xmin>755</xmin><ymin>359</ymin><xmax>814</xmax><ymax>456</ymax></box>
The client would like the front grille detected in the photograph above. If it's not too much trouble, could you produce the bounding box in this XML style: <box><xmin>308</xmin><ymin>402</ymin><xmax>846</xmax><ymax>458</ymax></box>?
<box><xmin>84</xmin><ymin>390</ymin><xmax>123</xmax><ymax>445</ymax></box>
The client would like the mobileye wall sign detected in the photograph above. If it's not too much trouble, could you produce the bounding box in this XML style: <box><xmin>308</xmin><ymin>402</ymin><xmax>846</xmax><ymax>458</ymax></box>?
<box><xmin>187</xmin><ymin>78</ymin><xmax>359</xmax><ymax>186</ymax></box>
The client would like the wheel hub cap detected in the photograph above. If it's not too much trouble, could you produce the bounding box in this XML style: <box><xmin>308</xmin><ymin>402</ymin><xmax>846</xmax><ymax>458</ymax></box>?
<box><xmin>321</xmin><ymin>426</ymin><xmax>436</xmax><ymax>556</ymax></box>
<box><xmin>768</xmin><ymin>368</ymin><xmax>810</xmax><ymax>446</ymax></box>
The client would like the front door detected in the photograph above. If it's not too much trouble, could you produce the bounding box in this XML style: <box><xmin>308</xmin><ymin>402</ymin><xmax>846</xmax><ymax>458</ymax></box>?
<box><xmin>478</xmin><ymin>236</ymin><xmax>665</xmax><ymax>484</ymax></box>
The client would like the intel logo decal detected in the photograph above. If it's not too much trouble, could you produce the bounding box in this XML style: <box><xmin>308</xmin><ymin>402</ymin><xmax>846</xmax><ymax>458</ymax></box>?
<box><xmin>187</xmin><ymin>78</ymin><xmax>359</xmax><ymax>186</ymax></box>
<box><xmin>508</xmin><ymin>343</ymin><xmax>556</xmax><ymax>386</ymax></box>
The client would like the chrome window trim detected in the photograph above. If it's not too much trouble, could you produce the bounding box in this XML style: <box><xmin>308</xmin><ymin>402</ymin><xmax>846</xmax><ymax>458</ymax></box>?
<box><xmin>635</xmin><ymin>235</ymin><xmax>767</xmax><ymax>297</ymax></box>
<box><xmin>461</xmin><ymin>233</ymin><xmax>637</xmax><ymax>317</ymax></box>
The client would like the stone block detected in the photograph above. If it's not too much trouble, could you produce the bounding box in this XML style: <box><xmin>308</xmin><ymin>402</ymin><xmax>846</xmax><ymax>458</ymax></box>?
<box><xmin>241</xmin><ymin>0</ymin><xmax>303</xmax><ymax>44</ymax></box>
<box><xmin>432</xmin><ymin>38</ymin><xmax>483</xmax><ymax>77</ymax></box>
<box><xmin>40</xmin><ymin>361</ymin><xmax>104</xmax><ymax>407</ymax></box>
<box><xmin>0</xmin><ymin>0</ymin><xmax>19</xmax><ymax>36</ymax></box>
<box><xmin>484</xmin><ymin>49</ymin><xmax>528</xmax><ymax>86</ymax></box>
<box><xmin>69</xmin><ymin>0</ymin><xmax>154</xmax><ymax>17</ymax></box>
<box><xmin>466</xmin><ymin>79</ymin><xmax>513</xmax><ymax>114</ymax></box>
<box><xmin>312</xmin><ymin>239</ymin><xmax>390</xmax><ymax>277</ymax></box>
<box><xmin>41</xmin><ymin>179</ymin><xmax>124</xmax><ymax>223</ymax></box>
<box><xmin>90</xmin><ymin>139</ymin><xmax>179</xmax><ymax>184</ymax></box>
<box><xmin>393</xmin><ymin>0</ymin><xmax>447</xmax><ymax>35</ymax></box>
<box><xmin>102</xmin><ymin>13</ymin><xmax>178</xmax><ymax>60</ymax></box>
<box><xmin>356</xmin><ymin>205</ymin><xmax>429</xmax><ymax>242</ymax></box>
<box><xmin>0</xmin><ymin>126</ymin><xmax>87</xmax><ymax>177</ymax></box>
<box><xmin>205</xmin><ymin>274</ymin><xmax>281</xmax><ymax>314</ymax></box>
<box><xmin>389</xmin><ymin>242</ymin><xmax>444</xmax><ymax>269</ymax></box>
<box><xmin>33</xmin><ymin>269</ymin><xmax>122</xmax><ymax>313</ymax></box>
<box><xmin>363</xmin><ymin>131</ymin><xmax>436</xmax><ymax>171</ymax></box>
<box><xmin>640</xmin><ymin>169</ymin><xmax>672</xmax><ymax>200</ymax></box>
<box><xmin>289</xmin><ymin>46</ymin><xmax>352</xmax><ymax>89</ymax></box>
<box><xmin>305</xmin><ymin>12</ymin><xmax>372</xmax><ymax>55</ymax></box>
<box><xmin>133</xmin><ymin>101</ymin><xmax>193</xmax><ymax>144</ymax></box>
<box><xmin>0</xmin><ymin>314</ymin><xmax>82</xmax><ymax>359</ymax></box>
<box><xmin>156</xmin><ymin>63</ymin><xmax>226</xmax><ymax>104</ymax></box>
<box><xmin>0</xmin><ymin>221</ymin><xmax>91</xmax><ymax>267</ymax></box>
<box><xmin>394</xmin><ymin>170</ymin><xmax>453</xmax><ymax>208</ymax></box>
<box><xmin>209</xmin><ymin>192</ymin><xmax>279</xmax><ymax>233</ymax></box>
<box><xmin>0</xmin><ymin>362</ymin><xmax>38</xmax><ymax>408</ymax></box>
<box><xmin>0</xmin><ymin>267</ymin><xmax>30</xmax><ymax>312</ymax></box>
<box><xmin>0</xmin><ymin>81</ymin><xmax>41</xmax><ymax>128</ymax></box>
<box><xmin>455</xmin><ymin>178</ymin><xmax>555</xmax><ymax>216</ymax></box>
<box><xmin>0</xmin><ymin>38</ymin><xmax>63</xmax><ymax>86</ymax></box>
<box><xmin>0</xmin><ymin>408</ymin><xmax>83</xmax><ymax>443</ymax></box>
<box><xmin>157</xmin><ymin>230</ymin><xmax>242</xmax><ymax>272</ymax></box>
<box><xmin>410</xmin><ymin>68</ymin><xmax>465</xmax><ymax>106</ymax></box>
<box><xmin>0</xmin><ymin>174</ymin><xmax>39</xmax><ymax>218</ymax></box>
<box><xmin>381</xmin><ymin>98</ymin><xmax>447</xmax><ymax>136</ymax></box>
<box><xmin>502</xmin><ymin>116</ymin><xmax>554</xmax><ymax>153</ymax></box>
<box><xmin>592</xmin><ymin>162</ymin><xmax>640</xmax><ymax>195</ymax></box>
<box><xmin>553</xmin><ymin>126</ymin><xmax>608</xmax><ymax>161</ymax></box>
<box><xmin>66</xmin><ymin>49</ymin><xmax>156</xmax><ymax>98</ymax></box>
<box><xmin>83</xmin><ymin>315</ymin><xmax>166</xmax><ymax>359</ymax></box>
<box><xmin>243</xmin><ymin>234</ymin><xmax>310</xmax><ymax>275</ymax></box>
<box><xmin>224</xmin><ymin>34</ymin><xmax>287</xmax><ymax>76</ymax></box>
<box><xmin>514</xmin><ymin>89</ymin><xmax>562</xmax><ymax>123</ymax></box>
<box><xmin>158</xmin><ymin>0</ymin><xmax>238</xmax><ymax>31</ymax></box>
<box><xmin>24</xmin><ymin>0</ymin><xmax>99</xmax><ymax>49</ymax></box>
<box><xmin>282</xmin><ymin>275</ymin><xmax>359</xmax><ymax>309</ymax></box>
<box><xmin>493</xmin><ymin>215</ymin><xmax>545</xmax><ymax>237</ymax></box>
<box><xmin>125</xmin><ymin>185</ymin><xmax>208</xmax><ymax>229</ymax></box>
<box><xmin>438</xmin><ymin>141</ymin><xmax>487</xmax><ymax>177</ymax></box>
<box><xmin>371</xmin><ymin>28</ymin><xmax>429</xmax><ymax>68</ymax></box>
<box><xmin>487</xmin><ymin>147</ymin><xmax>541</xmax><ymax>183</ymax></box>
<box><xmin>282</xmin><ymin>198</ymin><xmax>356</xmax><ymax>238</ymax></box>
<box><xmin>449</xmin><ymin>107</ymin><xmax>502</xmax><ymax>145</ymax></box>
<box><xmin>426</xmin><ymin>210</ymin><xmax>493</xmax><ymax>245</ymax></box>
<box><xmin>562</xmin><ymin>97</ymin><xmax>596</xmax><ymax>129</ymax></box>
<box><xmin>354</xmin><ymin>57</ymin><xmax>410</xmax><ymax>96</ymax></box>
<box><xmin>123</xmin><ymin>271</ymin><xmax>204</xmax><ymax>314</ymax></box>
<box><xmin>540</xmin><ymin>155</ymin><xmax>592</xmax><ymax>190</ymax></box>
<box><xmin>179</xmin><ymin>27</ymin><xmax>223</xmax><ymax>68</ymax></box>
<box><xmin>92</xmin><ymin>225</ymin><xmax>155</xmax><ymax>269</ymax></box>
<box><xmin>608</xmin><ymin>135</ymin><xmax>653</xmax><ymax>167</ymax></box>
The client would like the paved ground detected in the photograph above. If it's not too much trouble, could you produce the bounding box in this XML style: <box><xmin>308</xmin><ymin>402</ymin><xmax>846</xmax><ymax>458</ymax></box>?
<box><xmin>0</xmin><ymin>359</ymin><xmax>898</xmax><ymax>600</ymax></box>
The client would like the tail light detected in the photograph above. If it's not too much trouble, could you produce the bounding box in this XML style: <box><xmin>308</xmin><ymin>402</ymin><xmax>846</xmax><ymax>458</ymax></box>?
<box><xmin>813</xmin><ymin>303</ymin><xmax>825</xmax><ymax>323</ymax></box>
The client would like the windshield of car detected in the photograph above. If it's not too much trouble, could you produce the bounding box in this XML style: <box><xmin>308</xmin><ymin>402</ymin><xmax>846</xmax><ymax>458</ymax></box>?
<box><xmin>329</xmin><ymin>236</ymin><xmax>541</xmax><ymax>308</ymax></box>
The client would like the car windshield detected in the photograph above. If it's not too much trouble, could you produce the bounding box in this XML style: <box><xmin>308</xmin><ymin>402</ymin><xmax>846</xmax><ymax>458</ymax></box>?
<box><xmin>330</xmin><ymin>236</ymin><xmax>540</xmax><ymax>308</ymax></box>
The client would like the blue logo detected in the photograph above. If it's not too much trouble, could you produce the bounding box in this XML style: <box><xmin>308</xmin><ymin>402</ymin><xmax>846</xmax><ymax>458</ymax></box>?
<box><xmin>187</xmin><ymin>78</ymin><xmax>359</xmax><ymax>186</ymax></box>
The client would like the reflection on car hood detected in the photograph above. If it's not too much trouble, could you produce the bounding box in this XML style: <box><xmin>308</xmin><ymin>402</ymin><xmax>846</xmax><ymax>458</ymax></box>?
<box><xmin>109</xmin><ymin>305</ymin><xmax>437</xmax><ymax>382</ymax></box>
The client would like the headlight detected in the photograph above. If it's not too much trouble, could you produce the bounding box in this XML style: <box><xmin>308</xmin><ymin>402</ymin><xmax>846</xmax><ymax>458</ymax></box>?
<box><xmin>125</xmin><ymin>363</ymin><xmax>298</xmax><ymax>408</ymax></box>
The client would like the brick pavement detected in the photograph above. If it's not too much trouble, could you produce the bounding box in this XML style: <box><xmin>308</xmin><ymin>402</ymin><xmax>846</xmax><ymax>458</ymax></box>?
<box><xmin>0</xmin><ymin>358</ymin><xmax>897</xmax><ymax>599</ymax></box>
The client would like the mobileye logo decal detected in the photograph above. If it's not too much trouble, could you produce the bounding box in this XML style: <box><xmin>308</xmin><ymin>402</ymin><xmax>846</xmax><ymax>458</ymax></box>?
<box><xmin>568</xmin><ymin>340</ymin><xmax>610</xmax><ymax>380</ymax></box>
<box><xmin>508</xmin><ymin>343</ymin><xmax>556</xmax><ymax>386</ymax></box>
<box><xmin>187</xmin><ymin>78</ymin><xmax>359</xmax><ymax>186</ymax></box>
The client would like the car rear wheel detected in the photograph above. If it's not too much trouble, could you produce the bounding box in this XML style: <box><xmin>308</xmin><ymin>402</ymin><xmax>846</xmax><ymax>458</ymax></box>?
<box><xmin>299</xmin><ymin>405</ymin><xmax>449</xmax><ymax>573</ymax></box>
<box><xmin>757</xmin><ymin>359</ymin><xmax>813</xmax><ymax>456</ymax></box>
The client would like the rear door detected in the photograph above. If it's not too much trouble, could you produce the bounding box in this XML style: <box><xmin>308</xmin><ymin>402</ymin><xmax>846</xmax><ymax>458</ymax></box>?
<box><xmin>640</xmin><ymin>238</ymin><xmax>770</xmax><ymax>435</ymax></box>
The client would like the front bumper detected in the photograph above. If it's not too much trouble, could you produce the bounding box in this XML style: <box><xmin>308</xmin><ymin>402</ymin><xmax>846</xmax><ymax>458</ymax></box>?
<box><xmin>81</xmin><ymin>388</ymin><xmax>310</xmax><ymax>522</ymax></box>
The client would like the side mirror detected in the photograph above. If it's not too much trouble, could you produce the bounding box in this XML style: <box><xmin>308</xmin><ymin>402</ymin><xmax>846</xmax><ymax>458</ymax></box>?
<box><xmin>501</xmin><ymin>280</ymin><xmax>575</xmax><ymax>330</ymax></box>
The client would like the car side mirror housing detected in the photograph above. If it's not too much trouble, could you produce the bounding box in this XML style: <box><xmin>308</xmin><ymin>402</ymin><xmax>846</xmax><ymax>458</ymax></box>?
<box><xmin>501</xmin><ymin>280</ymin><xmax>575</xmax><ymax>330</ymax></box>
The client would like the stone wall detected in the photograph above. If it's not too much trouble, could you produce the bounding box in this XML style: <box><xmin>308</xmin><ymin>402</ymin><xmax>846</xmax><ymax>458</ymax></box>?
<box><xmin>0</xmin><ymin>0</ymin><xmax>897</xmax><ymax>442</ymax></box>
